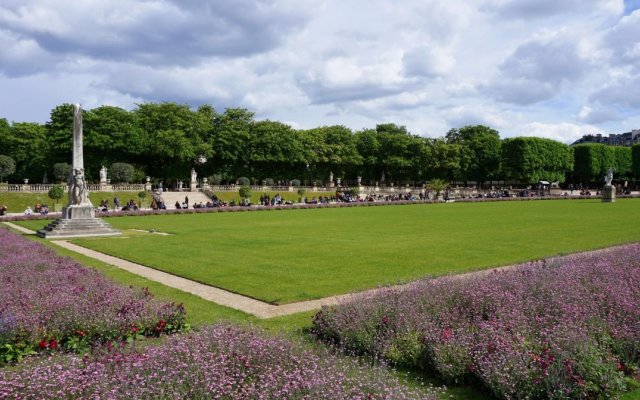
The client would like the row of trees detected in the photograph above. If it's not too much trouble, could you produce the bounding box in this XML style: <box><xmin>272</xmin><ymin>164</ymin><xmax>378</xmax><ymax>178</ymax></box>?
<box><xmin>0</xmin><ymin>102</ymin><xmax>638</xmax><ymax>186</ymax></box>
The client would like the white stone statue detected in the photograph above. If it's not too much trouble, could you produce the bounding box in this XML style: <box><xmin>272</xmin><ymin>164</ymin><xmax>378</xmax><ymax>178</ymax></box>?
<box><xmin>99</xmin><ymin>166</ymin><xmax>107</xmax><ymax>183</ymax></box>
<box><xmin>329</xmin><ymin>171</ymin><xmax>333</xmax><ymax>182</ymax></box>
<box><xmin>604</xmin><ymin>168</ymin><xmax>614</xmax><ymax>186</ymax></box>
<box><xmin>191</xmin><ymin>168</ymin><xmax>197</xmax><ymax>183</ymax></box>
<box><xmin>70</xmin><ymin>168</ymin><xmax>89</xmax><ymax>206</ymax></box>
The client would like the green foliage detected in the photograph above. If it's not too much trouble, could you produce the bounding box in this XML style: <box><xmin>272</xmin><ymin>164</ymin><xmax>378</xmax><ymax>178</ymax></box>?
<box><xmin>110</xmin><ymin>162</ymin><xmax>135</xmax><ymax>183</ymax></box>
<box><xmin>209</xmin><ymin>174</ymin><xmax>223</xmax><ymax>185</ymax></box>
<box><xmin>237</xmin><ymin>176</ymin><xmax>250</xmax><ymax>186</ymax></box>
<box><xmin>297</xmin><ymin>188</ymin><xmax>306</xmax><ymax>197</ymax></box>
<box><xmin>239</xmin><ymin>185</ymin><xmax>252</xmax><ymax>199</ymax></box>
<box><xmin>573</xmin><ymin>144</ymin><xmax>630</xmax><ymax>183</ymax></box>
<box><xmin>0</xmin><ymin>155</ymin><xmax>16</xmax><ymax>182</ymax></box>
<box><xmin>48</xmin><ymin>184</ymin><xmax>65</xmax><ymax>204</ymax></box>
<box><xmin>52</xmin><ymin>162</ymin><xmax>71</xmax><ymax>183</ymax></box>
<box><xmin>2</xmin><ymin>122</ymin><xmax>47</xmax><ymax>181</ymax></box>
<box><xmin>633</xmin><ymin>144</ymin><xmax>640</xmax><ymax>178</ymax></box>
<box><xmin>137</xmin><ymin>191</ymin><xmax>148</xmax><ymax>207</ymax></box>
<box><xmin>446</xmin><ymin>125</ymin><xmax>501</xmax><ymax>184</ymax></box>
<box><xmin>501</xmin><ymin>137</ymin><xmax>573</xmax><ymax>183</ymax></box>
<box><xmin>291</xmin><ymin>179</ymin><xmax>301</xmax><ymax>187</ymax></box>
<box><xmin>0</xmin><ymin>342</ymin><xmax>36</xmax><ymax>365</ymax></box>
<box><xmin>427</xmin><ymin>178</ymin><xmax>448</xmax><ymax>197</ymax></box>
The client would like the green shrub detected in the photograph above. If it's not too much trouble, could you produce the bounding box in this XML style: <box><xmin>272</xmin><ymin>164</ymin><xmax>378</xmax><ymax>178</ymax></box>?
<box><xmin>237</xmin><ymin>177</ymin><xmax>250</xmax><ymax>186</ymax></box>
<box><xmin>48</xmin><ymin>185</ymin><xmax>65</xmax><ymax>207</ymax></box>
<box><xmin>0</xmin><ymin>155</ymin><xmax>16</xmax><ymax>182</ymax></box>
<box><xmin>110</xmin><ymin>163</ymin><xmax>135</xmax><ymax>183</ymax></box>
<box><xmin>239</xmin><ymin>185</ymin><xmax>252</xmax><ymax>199</ymax></box>
<box><xmin>52</xmin><ymin>163</ymin><xmax>71</xmax><ymax>183</ymax></box>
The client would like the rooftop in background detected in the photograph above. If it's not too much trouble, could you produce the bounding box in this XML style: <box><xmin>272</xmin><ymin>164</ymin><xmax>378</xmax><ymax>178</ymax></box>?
<box><xmin>572</xmin><ymin>129</ymin><xmax>640</xmax><ymax>147</ymax></box>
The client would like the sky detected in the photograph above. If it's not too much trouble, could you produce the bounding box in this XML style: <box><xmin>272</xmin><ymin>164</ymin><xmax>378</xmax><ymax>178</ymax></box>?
<box><xmin>1</xmin><ymin>0</ymin><xmax>639</xmax><ymax>143</ymax></box>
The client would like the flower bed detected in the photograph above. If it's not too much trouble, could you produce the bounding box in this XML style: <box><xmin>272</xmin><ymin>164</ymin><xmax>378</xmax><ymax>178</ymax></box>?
<box><xmin>312</xmin><ymin>244</ymin><xmax>640</xmax><ymax>399</ymax></box>
<box><xmin>0</xmin><ymin>227</ymin><xmax>187</xmax><ymax>364</ymax></box>
<box><xmin>0</xmin><ymin>324</ymin><xmax>437</xmax><ymax>399</ymax></box>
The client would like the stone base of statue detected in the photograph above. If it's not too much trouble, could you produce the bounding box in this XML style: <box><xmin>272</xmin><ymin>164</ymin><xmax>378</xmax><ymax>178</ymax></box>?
<box><xmin>601</xmin><ymin>185</ymin><xmax>616</xmax><ymax>203</ymax></box>
<box><xmin>37</xmin><ymin>205</ymin><xmax>121</xmax><ymax>239</ymax></box>
<box><xmin>190</xmin><ymin>182</ymin><xmax>197</xmax><ymax>192</ymax></box>
<box><xmin>328</xmin><ymin>182</ymin><xmax>335</xmax><ymax>188</ymax></box>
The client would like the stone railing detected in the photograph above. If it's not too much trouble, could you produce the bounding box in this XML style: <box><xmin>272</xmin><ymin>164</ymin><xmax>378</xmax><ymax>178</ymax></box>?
<box><xmin>0</xmin><ymin>183</ymin><xmax>146</xmax><ymax>193</ymax></box>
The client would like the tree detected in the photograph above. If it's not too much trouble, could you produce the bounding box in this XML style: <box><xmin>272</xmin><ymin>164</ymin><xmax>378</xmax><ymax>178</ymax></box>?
<box><xmin>633</xmin><ymin>144</ymin><xmax>640</xmax><ymax>179</ymax></box>
<box><xmin>2</xmin><ymin>122</ymin><xmax>47</xmax><ymax>182</ymax></box>
<box><xmin>446</xmin><ymin>125</ymin><xmax>501</xmax><ymax>185</ymax></box>
<box><xmin>502</xmin><ymin>137</ymin><xmax>573</xmax><ymax>183</ymax></box>
<box><xmin>84</xmin><ymin>105</ymin><xmax>145</xmax><ymax>176</ymax></box>
<box><xmin>110</xmin><ymin>162</ymin><xmax>135</xmax><ymax>183</ymax></box>
<box><xmin>53</xmin><ymin>163</ymin><xmax>72</xmax><ymax>183</ymax></box>
<box><xmin>611</xmin><ymin>146</ymin><xmax>632</xmax><ymax>180</ymax></box>
<box><xmin>0</xmin><ymin>155</ymin><xmax>16</xmax><ymax>182</ymax></box>
<box><xmin>134</xmin><ymin>102</ymin><xmax>209</xmax><ymax>180</ymax></box>
<box><xmin>137</xmin><ymin>191</ymin><xmax>148</xmax><ymax>208</ymax></box>
<box><xmin>427</xmin><ymin>178</ymin><xmax>448</xmax><ymax>200</ymax></box>
<box><xmin>238</xmin><ymin>185</ymin><xmax>252</xmax><ymax>199</ymax></box>
<box><xmin>45</xmin><ymin>103</ymin><xmax>75</xmax><ymax>164</ymax></box>
<box><xmin>48</xmin><ymin>184</ymin><xmax>65</xmax><ymax>210</ymax></box>
<box><xmin>573</xmin><ymin>144</ymin><xmax>615</xmax><ymax>183</ymax></box>
<box><xmin>375</xmin><ymin>124</ymin><xmax>417</xmax><ymax>184</ymax></box>
<box><xmin>423</xmin><ymin>139</ymin><xmax>462</xmax><ymax>181</ymax></box>
<box><xmin>297</xmin><ymin>188</ymin><xmax>306</xmax><ymax>202</ymax></box>
<box><xmin>211</xmin><ymin>108</ymin><xmax>256</xmax><ymax>179</ymax></box>
<box><xmin>249</xmin><ymin>120</ymin><xmax>306</xmax><ymax>181</ymax></box>
<box><xmin>299</xmin><ymin>126</ymin><xmax>362</xmax><ymax>184</ymax></box>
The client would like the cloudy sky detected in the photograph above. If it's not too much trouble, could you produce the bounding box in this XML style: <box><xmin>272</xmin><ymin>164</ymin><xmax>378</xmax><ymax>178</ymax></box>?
<box><xmin>1</xmin><ymin>0</ymin><xmax>639</xmax><ymax>143</ymax></box>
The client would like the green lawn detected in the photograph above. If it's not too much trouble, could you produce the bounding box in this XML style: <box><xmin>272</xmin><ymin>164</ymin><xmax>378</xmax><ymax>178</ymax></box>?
<box><xmin>8</xmin><ymin>199</ymin><xmax>640</xmax><ymax>400</ymax></box>
<box><xmin>19</xmin><ymin>198</ymin><xmax>639</xmax><ymax>304</ymax></box>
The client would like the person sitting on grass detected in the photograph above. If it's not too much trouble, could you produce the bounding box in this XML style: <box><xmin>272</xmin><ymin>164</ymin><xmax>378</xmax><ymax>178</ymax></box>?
<box><xmin>24</xmin><ymin>206</ymin><xmax>33</xmax><ymax>215</ymax></box>
<box><xmin>175</xmin><ymin>201</ymin><xmax>181</xmax><ymax>209</ymax></box>
<box><xmin>0</xmin><ymin>204</ymin><xmax>7</xmax><ymax>216</ymax></box>
<box><xmin>40</xmin><ymin>204</ymin><xmax>49</xmax><ymax>215</ymax></box>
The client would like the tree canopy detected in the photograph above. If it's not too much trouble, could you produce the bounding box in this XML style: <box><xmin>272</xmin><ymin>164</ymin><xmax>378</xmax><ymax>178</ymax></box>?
<box><xmin>0</xmin><ymin>102</ymin><xmax>636</xmax><ymax>186</ymax></box>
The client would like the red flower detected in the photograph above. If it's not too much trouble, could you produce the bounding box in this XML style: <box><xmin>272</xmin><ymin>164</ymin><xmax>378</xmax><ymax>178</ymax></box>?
<box><xmin>38</xmin><ymin>340</ymin><xmax>49</xmax><ymax>349</ymax></box>
<box><xmin>49</xmin><ymin>338</ymin><xmax>58</xmax><ymax>350</ymax></box>
<box><xmin>131</xmin><ymin>326</ymin><xmax>139</xmax><ymax>333</ymax></box>
<box><xmin>440</xmin><ymin>328</ymin><xmax>453</xmax><ymax>342</ymax></box>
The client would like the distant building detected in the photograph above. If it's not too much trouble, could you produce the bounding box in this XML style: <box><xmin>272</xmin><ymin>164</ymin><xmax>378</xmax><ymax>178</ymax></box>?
<box><xmin>572</xmin><ymin>129</ymin><xmax>640</xmax><ymax>146</ymax></box>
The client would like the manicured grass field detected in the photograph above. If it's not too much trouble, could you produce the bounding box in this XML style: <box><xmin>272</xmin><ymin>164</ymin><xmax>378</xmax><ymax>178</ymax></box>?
<box><xmin>29</xmin><ymin>198</ymin><xmax>636</xmax><ymax>305</ymax></box>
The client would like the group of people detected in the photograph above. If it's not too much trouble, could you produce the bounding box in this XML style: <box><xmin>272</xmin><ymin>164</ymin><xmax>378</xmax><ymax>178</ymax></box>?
<box><xmin>259</xmin><ymin>193</ymin><xmax>285</xmax><ymax>206</ymax></box>
<box><xmin>23</xmin><ymin>203</ymin><xmax>50</xmax><ymax>215</ymax></box>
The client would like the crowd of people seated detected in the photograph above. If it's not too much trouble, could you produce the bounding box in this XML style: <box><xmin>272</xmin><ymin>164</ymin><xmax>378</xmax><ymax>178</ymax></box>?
<box><xmin>121</xmin><ymin>199</ymin><xmax>139</xmax><ymax>211</ymax></box>
<box><xmin>23</xmin><ymin>203</ymin><xmax>49</xmax><ymax>215</ymax></box>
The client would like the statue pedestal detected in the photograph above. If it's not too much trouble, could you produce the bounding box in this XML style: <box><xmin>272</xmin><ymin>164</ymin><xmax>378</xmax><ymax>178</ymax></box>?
<box><xmin>602</xmin><ymin>185</ymin><xmax>616</xmax><ymax>203</ymax></box>
<box><xmin>62</xmin><ymin>205</ymin><xmax>95</xmax><ymax>219</ymax></box>
<box><xmin>328</xmin><ymin>182</ymin><xmax>335</xmax><ymax>189</ymax></box>
<box><xmin>37</xmin><ymin>205</ymin><xmax>121</xmax><ymax>239</ymax></box>
<box><xmin>190</xmin><ymin>182</ymin><xmax>197</xmax><ymax>192</ymax></box>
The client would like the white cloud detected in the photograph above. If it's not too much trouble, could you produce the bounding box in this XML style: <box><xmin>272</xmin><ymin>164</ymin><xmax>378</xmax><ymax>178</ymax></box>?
<box><xmin>0</xmin><ymin>0</ymin><xmax>637</xmax><ymax>141</ymax></box>
<box><xmin>515</xmin><ymin>122</ymin><xmax>599</xmax><ymax>143</ymax></box>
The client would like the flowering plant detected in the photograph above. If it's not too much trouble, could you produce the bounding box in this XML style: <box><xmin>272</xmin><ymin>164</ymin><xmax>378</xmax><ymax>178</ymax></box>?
<box><xmin>312</xmin><ymin>244</ymin><xmax>640</xmax><ymax>399</ymax></box>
